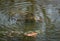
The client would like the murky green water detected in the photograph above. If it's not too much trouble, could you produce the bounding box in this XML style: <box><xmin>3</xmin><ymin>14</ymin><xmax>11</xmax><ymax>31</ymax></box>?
<box><xmin>0</xmin><ymin>0</ymin><xmax>60</xmax><ymax>41</ymax></box>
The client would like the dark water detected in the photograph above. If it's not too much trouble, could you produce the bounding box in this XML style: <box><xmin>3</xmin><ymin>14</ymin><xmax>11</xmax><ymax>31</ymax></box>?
<box><xmin>0</xmin><ymin>0</ymin><xmax>60</xmax><ymax>41</ymax></box>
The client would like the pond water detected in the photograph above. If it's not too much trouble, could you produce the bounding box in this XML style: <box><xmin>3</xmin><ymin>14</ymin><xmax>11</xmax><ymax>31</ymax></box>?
<box><xmin>0</xmin><ymin>0</ymin><xmax>60</xmax><ymax>41</ymax></box>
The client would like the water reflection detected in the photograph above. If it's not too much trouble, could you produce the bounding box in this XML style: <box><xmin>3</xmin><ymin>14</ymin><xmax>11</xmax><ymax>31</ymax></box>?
<box><xmin>0</xmin><ymin>0</ymin><xmax>60</xmax><ymax>41</ymax></box>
